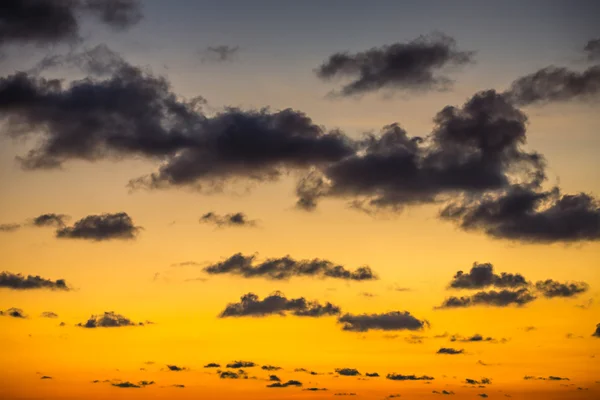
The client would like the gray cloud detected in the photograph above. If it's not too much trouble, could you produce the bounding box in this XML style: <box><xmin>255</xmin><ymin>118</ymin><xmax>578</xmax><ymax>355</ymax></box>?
<box><xmin>336</xmin><ymin>368</ymin><xmax>360</xmax><ymax>376</ymax></box>
<box><xmin>584</xmin><ymin>39</ymin><xmax>600</xmax><ymax>61</ymax></box>
<box><xmin>167</xmin><ymin>365</ymin><xmax>187</xmax><ymax>371</ymax></box>
<box><xmin>56</xmin><ymin>212</ymin><xmax>141</xmax><ymax>241</ymax></box>
<box><xmin>31</xmin><ymin>213</ymin><xmax>68</xmax><ymax>228</ymax></box>
<box><xmin>0</xmin><ymin>271</ymin><xmax>71</xmax><ymax>291</ymax></box>
<box><xmin>433</xmin><ymin>390</ymin><xmax>455</xmax><ymax>395</ymax></box>
<box><xmin>226</xmin><ymin>361</ymin><xmax>256</xmax><ymax>369</ymax></box>
<box><xmin>40</xmin><ymin>311</ymin><xmax>59</xmax><ymax>318</ymax></box>
<box><xmin>450</xmin><ymin>334</ymin><xmax>494</xmax><ymax>343</ymax></box>
<box><xmin>200</xmin><ymin>212</ymin><xmax>256</xmax><ymax>228</ymax></box>
<box><xmin>267</xmin><ymin>380</ymin><xmax>302</xmax><ymax>388</ymax></box>
<box><xmin>204</xmin><ymin>253</ymin><xmax>376</xmax><ymax>281</ymax></box>
<box><xmin>315</xmin><ymin>33</ymin><xmax>474</xmax><ymax>96</ymax></box>
<box><xmin>219</xmin><ymin>292</ymin><xmax>341</xmax><ymax>318</ymax></box>
<box><xmin>524</xmin><ymin>376</ymin><xmax>569</xmax><ymax>381</ymax></box>
<box><xmin>437</xmin><ymin>347</ymin><xmax>464</xmax><ymax>355</ymax></box>
<box><xmin>438</xmin><ymin>288</ymin><xmax>536</xmax><ymax>308</ymax></box>
<box><xmin>448</xmin><ymin>262</ymin><xmax>528</xmax><ymax>290</ymax></box>
<box><xmin>261</xmin><ymin>365</ymin><xmax>281</xmax><ymax>371</ymax></box>
<box><xmin>593</xmin><ymin>323</ymin><xmax>600</xmax><ymax>338</ymax></box>
<box><xmin>386</xmin><ymin>373</ymin><xmax>434</xmax><ymax>381</ymax></box>
<box><xmin>0</xmin><ymin>307</ymin><xmax>26</xmax><ymax>318</ymax></box>
<box><xmin>202</xmin><ymin>45</ymin><xmax>240</xmax><ymax>62</ymax></box>
<box><xmin>77</xmin><ymin>311</ymin><xmax>143</xmax><ymax>328</ymax></box>
<box><xmin>82</xmin><ymin>0</ymin><xmax>143</xmax><ymax>30</ymax></box>
<box><xmin>337</xmin><ymin>311</ymin><xmax>428</xmax><ymax>332</ymax></box>
<box><xmin>534</xmin><ymin>279</ymin><xmax>588</xmax><ymax>298</ymax></box>
<box><xmin>366</xmin><ymin>372</ymin><xmax>380</xmax><ymax>377</ymax></box>
<box><xmin>466</xmin><ymin>378</ymin><xmax>491</xmax><ymax>385</ymax></box>
<box><xmin>0</xmin><ymin>223</ymin><xmax>20</xmax><ymax>232</ymax></box>
<box><xmin>204</xmin><ymin>363</ymin><xmax>220</xmax><ymax>368</ymax></box>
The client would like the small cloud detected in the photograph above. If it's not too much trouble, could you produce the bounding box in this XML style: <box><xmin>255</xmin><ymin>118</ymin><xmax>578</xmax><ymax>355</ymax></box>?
<box><xmin>0</xmin><ymin>308</ymin><xmax>26</xmax><ymax>318</ymax></box>
<box><xmin>261</xmin><ymin>365</ymin><xmax>281</xmax><ymax>371</ymax></box>
<box><xmin>204</xmin><ymin>363</ymin><xmax>220</xmax><ymax>368</ymax></box>
<box><xmin>166</xmin><ymin>365</ymin><xmax>187</xmax><ymax>372</ymax></box>
<box><xmin>336</xmin><ymin>368</ymin><xmax>360</xmax><ymax>376</ymax></box>
<box><xmin>77</xmin><ymin>311</ymin><xmax>143</xmax><ymax>328</ymax></box>
<box><xmin>267</xmin><ymin>380</ymin><xmax>302</xmax><ymax>388</ymax></box>
<box><xmin>366</xmin><ymin>372</ymin><xmax>379</xmax><ymax>377</ymax></box>
<box><xmin>437</xmin><ymin>347</ymin><xmax>464</xmax><ymax>355</ymax></box>
<box><xmin>56</xmin><ymin>213</ymin><xmax>141</xmax><ymax>241</ymax></box>
<box><xmin>201</xmin><ymin>45</ymin><xmax>240</xmax><ymax>63</ymax></box>
<box><xmin>593</xmin><ymin>323</ymin><xmax>600</xmax><ymax>337</ymax></box>
<box><xmin>338</xmin><ymin>311</ymin><xmax>428</xmax><ymax>332</ymax></box>
<box><xmin>200</xmin><ymin>212</ymin><xmax>256</xmax><ymax>228</ymax></box>
<box><xmin>534</xmin><ymin>279</ymin><xmax>588</xmax><ymax>298</ymax></box>
<box><xmin>0</xmin><ymin>223</ymin><xmax>21</xmax><ymax>232</ymax></box>
<box><xmin>386</xmin><ymin>373</ymin><xmax>434</xmax><ymax>381</ymax></box>
<box><xmin>466</xmin><ymin>378</ymin><xmax>491</xmax><ymax>385</ymax></box>
<box><xmin>31</xmin><ymin>213</ymin><xmax>68</xmax><ymax>228</ymax></box>
<box><xmin>40</xmin><ymin>376</ymin><xmax>52</xmax><ymax>380</ymax></box>
<box><xmin>220</xmin><ymin>292</ymin><xmax>341</xmax><ymax>318</ymax></box>
<box><xmin>40</xmin><ymin>312</ymin><xmax>59</xmax><ymax>318</ymax></box>
<box><xmin>226</xmin><ymin>361</ymin><xmax>256</xmax><ymax>369</ymax></box>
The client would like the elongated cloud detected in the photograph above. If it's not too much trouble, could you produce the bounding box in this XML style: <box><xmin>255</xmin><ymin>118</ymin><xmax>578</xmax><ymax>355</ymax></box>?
<box><xmin>0</xmin><ymin>272</ymin><xmax>70</xmax><ymax>290</ymax></box>
<box><xmin>56</xmin><ymin>212</ymin><xmax>141</xmax><ymax>241</ymax></box>
<box><xmin>336</xmin><ymin>368</ymin><xmax>360</xmax><ymax>376</ymax></box>
<box><xmin>41</xmin><ymin>311</ymin><xmax>59</xmax><ymax>318</ymax></box>
<box><xmin>449</xmin><ymin>262</ymin><xmax>528</xmax><ymax>289</ymax></box>
<box><xmin>534</xmin><ymin>279</ymin><xmax>588</xmax><ymax>298</ymax></box>
<box><xmin>226</xmin><ymin>361</ymin><xmax>256</xmax><ymax>368</ymax></box>
<box><xmin>0</xmin><ymin>223</ymin><xmax>20</xmax><ymax>232</ymax></box>
<box><xmin>219</xmin><ymin>292</ymin><xmax>341</xmax><ymax>318</ymax></box>
<box><xmin>439</xmin><ymin>288</ymin><xmax>536</xmax><ymax>308</ymax></box>
<box><xmin>204</xmin><ymin>253</ymin><xmax>376</xmax><ymax>281</ymax></box>
<box><xmin>200</xmin><ymin>212</ymin><xmax>256</xmax><ymax>227</ymax></box>
<box><xmin>267</xmin><ymin>380</ymin><xmax>302</xmax><ymax>388</ymax></box>
<box><xmin>386</xmin><ymin>373</ymin><xmax>434</xmax><ymax>381</ymax></box>
<box><xmin>315</xmin><ymin>33</ymin><xmax>474</xmax><ymax>96</ymax></box>
<box><xmin>437</xmin><ymin>347</ymin><xmax>464</xmax><ymax>355</ymax></box>
<box><xmin>0</xmin><ymin>307</ymin><xmax>26</xmax><ymax>318</ymax></box>
<box><xmin>31</xmin><ymin>213</ymin><xmax>68</xmax><ymax>227</ymax></box>
<box><xmin>77</xmin><ymin>311</ymin><xmax>143</xmax><ymax>328</ymax></box>
<box><xmin>337</xmin><ymin>311</ymin><xmax>428</xmax><ymax>332</ymax></box>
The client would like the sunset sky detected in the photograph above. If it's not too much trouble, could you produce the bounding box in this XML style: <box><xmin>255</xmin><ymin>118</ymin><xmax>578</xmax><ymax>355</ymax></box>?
<box><xmin>0</xmin><ymin>1</ymin><xmax>599</xmax><ymax>399</ymax></box>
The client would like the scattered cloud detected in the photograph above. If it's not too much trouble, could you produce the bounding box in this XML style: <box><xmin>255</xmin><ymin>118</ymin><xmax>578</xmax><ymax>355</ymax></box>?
<box><xmin>40</xmin><ymin>376</ymin><xmax>52</xmax><ymax>380</ymax></box>
<box><xmin>31</xmin><ymin>213</ymin><xmax>68</xmax><ymax>228</ymax></box>
<box><xmin>77</xmin><ymin>311</ymin><xmax>143</xmax><ymax>328</ymax></box>
<box><xmin>219</xmin><ymin>292</ymin><xmax>341</xmax><ymax>318</ymax></box>
<box><xmin>438</xmin><ymin>288</ymin><xmax>536</xmax><ymax>308</ymax></box>
<box><xmin>524</xmin><ymin>376</ymin><xmax>569</xmax><ymax>381</ymax></box>
<box><xmin>261</xmin><ymin>365</ymin><xmax>281</xmax><ymax>371</ymax></box>
<box><xmin>202</xmin><ymin>45</ymin><xmax>240</xmax><ymax>62</ymax></box>
<box><xmin>437</xmin><ymin>347</ymin><xmax>464</xmax><ymax>355</ymax></box>
<box><xmin>204</xmin><ymin>253</ymin><xmax>377</xmax><ymax>281</ymax></box>
<box><xmin>226</xmin><ymin>361</ymin><xmax>256</xmax><ymax>369</ymax></box>
<box><xmin>584</xmin><ymin>38</ymin><xmax>600</xmax><ymax>61</ymax></box>
<box><xmin>200</xmin><ymin>212</ymin><xmax>256</xmax><ymax>228</ymax></box>
<box><xmin>336</xmin><ymin>368</ymin><xmax>360</xmax><ymax>376</ymax></box>
<box><xmin>204</xmin><ymin>363</ymin><xmax>220</xmax><ymax>368</ymax></box>
<box><xmin>0</xmin><ymin>223</ymin><xmax>21</xmax><ymax>232</ymax></box>
<box><xmin>337</xmin><ymin>311</ymin><xmax>429</xmax><ymax>332</ymax></box>
<box><xmin>315</xmin><ymin>33</ymin><xmax>474</xmax><ymax>96</ymax></box>
<box><xmin>448</xmin><ymin>263</ymin><xmax>528</xmax><ymax>289</ymax></box>
<box><xmin>0</xmin><ymin>272</ymin><xmax>71</xmax><ymax>291</ymax></box>
<box><xmin>534</xmin><ymin>279</ymin><xmax>588</xmax><ymax>298</ymax></box>
<box><xmin>386</xmin><ymin>373</ymin><xmax>435</xmax><ymax>381</ymax></box>
<box><xmin>166</xmin><ymin>365</ymin><xmax>187</xmax><ymax>372</ymax></box>
<box><xmin>593</xmin><ymin>323</ymin><xmax>600</xmax><ymax>338</ymax></box>
<box><xmin>40</xmin><ymin>312</ymin><xmax>59</xmax><ymax>318</ymax></box>
<box><xmin>0</xmin><ymin>308</ymin><xmax>26</xmax><ymax>318</ymax></box>
<box><xmin>366</xmin><ymin>372</ymin><xmax>380</xmax><ymax>377</ymax></box>
<box><xmin>466</xmin><ymin>378</ymin><xmax>491</xmax><ymax>385</ymax></box>
<box><xmin>433</xmin><ymin>390</ymin><xmax>455</xmax><ymax>395</ymax></box>
<box><xmin>267</xmin><ymin>380</ymin><xmax>302</xmax><ymax>388</ymax></box>
<box><xmin>56</xmin><ymin>213</ymin><xmax>141</xmax><ymax>241</ymax></box>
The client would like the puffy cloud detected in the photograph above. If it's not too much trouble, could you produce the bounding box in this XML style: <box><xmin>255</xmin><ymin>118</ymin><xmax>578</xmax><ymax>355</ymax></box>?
<box><xmin>219</xmin><ymin>292</ymin><xmax>341</xmax><ymax>318</ymax></box>
<box><xmin>0</xmin><ymin>271</ymin><xmax>71</xmax><ymax>290</ymax></box>
<box><xmin>335</xmin><ymin>368</ymin><xmax>360</xmax><ymax>376</ymax></box>
<box><xmin>439</xmin><ymin>288</ymin><xmax>536</xmax><ymax>308</ymax></box>
<box><xmin>226</xmin><ymin>361</ymin><xmax>256</xmax><ymax>369</ymax></box>
<box><xmin>448</xmin><ymin>263</ymin><xmax>528</xmax><ymax>289</ymax></box>
<box><xmin>337</xmin><ymin>311</ymin><xmax>428</xmax><ymax>332</ymax></box>
<box><xmin>31</xmin><ymin>213</ymin><xmax>68</xmax><ymax>227</ymax></box>
<box><xmin>534</xmin><ymin>279</ymin><xmax>588</xmax><ymax>298</ymax></box>
<box><xmin>315</xmin><ymin>33</ymin><xmax>474</xmax><ymax>96</ymax></box>
<box><xmin>56</xmin><ymin>213</ymin><xmax>141</xmax><ymax>241</ymax></box>
<box><xmin>77</xmin><ymin>311</ymin><xmax>143</xmax><ymax>328</ymax></box>
<box><xmin>204</xmin><ymin>253</ymin><xmax>376</xmax><ymax>281</ymax></box>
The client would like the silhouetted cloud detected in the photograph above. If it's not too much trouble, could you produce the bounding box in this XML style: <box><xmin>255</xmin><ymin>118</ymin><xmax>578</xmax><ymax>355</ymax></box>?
<box><xmin>0</xmin><ymin>223</ymin><xmax>20</xmax><ymax>232</ymax></box>
<box><xmin>40</xmin><ymin>312</ymin><xmax>58</xmax><ymax>318</ymax></box>
<box><xmin>505</xmin><ymin>66</ymin><xmax>600</xmax><ymax>106</ymax></box>
<box><xmin>336</xmin><ymin>393</ymin><xmax>357</xmax><ymax>396</ymax></box>
<box><xmin>441</xmin><ymin>186</ymin><xmax>600</xmax><ymax>243</ymax></box>
<box><xmin>366</xmin><ymin>372</ymin><xmax>380</xmax><ymax>377</ymax></box>
<box><xmin>315</xmin><ymin>33</ymin><xmax>474</xmax><ymax>96</ymax></box>
<box><xmin>261</xmin><ymin>365</ymin><xmax>281</xmax><ymax>371</ymax></box>
<box><xmin>466</xmin><ymin>378</ymin><xmax>491</xmax><ymax>385</ymax></box>
<box><xmin>226</xmin><ymin>361</ymin><xmax>256</xmax><ymax>369</ymax></box>
<box><xmin>172</xmin><ymin>384</ymin><xmax>185</xmax><ymax>388</ymax></box>
<box><xmin>0</xmin><ymin>0</ymin><xmax>142</xmax><ymax>47</ymax></box>
<box><xmin>439</xmin><ymin>288</ymin><xmax>536</xmax><ymax>308</ymax></box>
<box><xmin>77</xmin><ymin>311</ymin><xmax>143</xmax><ymax>328</ymax></box>
<box><xmin>0</xmin><ymin>272</ymin><xmax>71</xmax><ymax>291</ymax></box>
<box><xmin>478</xmin><ymin>394</ymin><xmax>488</xmax><ymax>398</ymax></box>
<box><xmin>448</xmin><ymin>263</ymin><xmax>528</xmax><ymax>289</ymax></box>
<box><xmin>584</xmin><ymin>39</ymin><xmax>600</xmax><ymax>61</ymax></box>
<box><xmin>202</xmin><ymin>45</ymin><xmax>240</xmax><ymax>62</ymax></box>
<box><xmin>267</xmin><ymin>380</ymin><xmax>302</xmax><ymax>388</ymax></box>
<box><xmin>219</xmin><ymin>371</ymin><xmax>242</xmax><ymax>379</ymax></box>
<box><xmin>0</xmin><ymin>307</ymin><xmax>26</xmax><ymax>318</ymax></box>
<box><xmin>437</xmin><ymin>347</ymin><xmax>464</xmax><ymax>355</ymax></box>
<box><xmin>166</xmin><ymin>365</ymin><xmax>187</xmax><ymax>372</ymax></box>
<box><xmin>269</xmin><ymin>375</ymin><xmax>280</xmax><ymax>382</ymax></box>
<box><xmin>219</xmin><ymin>292</ymin><xmax>341</xmax><ymax>318</ymax></box>
<box><xmin>450</xmin><ymin>334</ymin><xmax>494</xmax><ymax>342</ymax></box>
<box><xmin>433</xmin><ymin>390</ymin><xmax>455</xmax><ymax>395</ymax></box>
<box><xmin>387</xmin><ymin>373</ymin><xmax>434</xmax><ymax>381</ymax></box>
<box><xmin>204</xmin><ymin>253</ymin><xmax>376</xmax><ymax>281</ymax></box>
<box><xmin>31</xmin><ymin>213</ymin><xmax>67</xmax><ymax>228</ymax></box>
<box><xmin>295</xmin><ymin>368</ymin><xmax>318</xmax><ymax>375</ymax></box>
<box><xmin>338</xmin><ymin>311</ymin><xmax>428</xmax><ymax>332</ymax></box>
<box><xmin>304</xmin><ymin>387</ymin><xmax>327</xmax><ymax>391</ymax></box>
<box><xmin>336</xmin><ymin>368</ymin><xmax>360</xmax><ymax>376</ymax></box>
<box><xmin>534</xmin><ymin>279</ymin><xmax>588</xmax><ymax>298</ymax></box>
<box><xmin>112</xmin><ymin>382</ymin><xmax>140</xmax><ymax>388</ymax></box>
<box><xmin>524</xmin><ymin>376</ymin><xmax>569</xmax><ymax>381</ymax></box>
<box><xmin>204</xmin><ymin>363</ymin><xmax>220</xmax><ymax>368</ymax></box>
<box><xmin>40</xmin><ymin>376</ymin><xmax>52</xmax><ymax>379</ymax></box>
<box><xmin>56</xmin><ymin>212</ymin><xmax>141</xmax><ymax>241</ymax></box>
<box><xmin>200</xmin><ymin>212</ymin><xmax>256</xmax><ymax>227</ymax></box>
<box><xmin>593</xmin><ymin>323</ymin><xmax>600</xmax><ymax>338</ymax></box>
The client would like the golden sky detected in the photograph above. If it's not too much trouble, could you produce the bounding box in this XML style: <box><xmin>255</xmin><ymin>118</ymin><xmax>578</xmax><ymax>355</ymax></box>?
<box><xmin>0</xmin><ymin>1</ymin><xmax>599</xmax><ymax>399</ymax></box>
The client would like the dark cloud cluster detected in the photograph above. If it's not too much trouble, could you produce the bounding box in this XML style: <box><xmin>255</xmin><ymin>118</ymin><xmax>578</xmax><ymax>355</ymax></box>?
<box><xmin>219</xmin><ymin>292</ymin><xmax>341</xmax><ymax>318</ymax></box>
<box><xmin>448</xmin><ymin>263</ymin><xmax>527</xmax><ymax>289</ymax></box>
<box><xmin>204</xmin><ymin>253</ymin><xmax>376</xmax><ymax>281</ymax></box>
<box><xmin>0</xmin><ymin>0</ymin><xmax>142</xmax><ymax>48</ymax></box>
<box><xmin>534</xmin><ymin>279</ymin><xmax>589</xmax><ymax>298</ymax></box>
<box><xmin>267</xmin><ymin>380</ymin><xmax>302</xmax><ymax>388</ymax></box>
<box><xmin>437</xmin><ymin>347</ymin><xmax>464</xmax><ymax>355</ymax></box>
<box><xmin>386</xmin><ymin>373</ymin><xmax>434</xmax><ymax>381</ymax></box>
<box><xmin>315</xmin><ymin>33</ymin><xmax>474</xmax><ymax>96</ymax></box>
<box><xmin>202</xmin><ymin>45</ymin><xmax>240</xmax><ymax>62</ymax></box>
<box><xmin>337</xmin><ymin>311</ymin><xmax>428</xmax><ymax>332</ymax></box>
<box><xmin>336</xmin><ymin>368</ymin><xmax>360</xmax><ymax>376</ymax></box>
<box><xmin>77</xmin><ymin>311</ymin><xmax>143</xmax><ymax>328</ymax></box>
<box><xmin>0</xmin><ymin>271</ymin><xmax>70</xmax><ymax>290</ymax></box>
<box><xmin>56</xmin><ymin>213</ymin><xmax>141</xmax><ymax>241</ymax></box>
<box><xmin>439</xmin><ymin>288</ymin><xmax>536</xmax><ymax>308</ymax></box>
<box><xmin>200</xmin><ymin>212</ymin><xmax>256</xmax><ymax>228</ymax></box>
<box><xmin>0</xmin><ymin>307</ymin><xmax>26</xmax><ymax>318</ymax></box>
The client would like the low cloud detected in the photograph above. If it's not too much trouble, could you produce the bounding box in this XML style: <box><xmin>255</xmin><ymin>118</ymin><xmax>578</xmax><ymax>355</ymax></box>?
<box><xmin>366</xmin><ymin>372</ymin><xmax>380</xmax><ymax>377</ymax></box>
<box><xmin>433</xmin><ymin>390</ymin><xmax>455</xmax><ymax>395</ymax></box>
<box><xmin>450</xmin><ymin>334</ymin><xmax>495</xmax><ymax>342</ymax></box>
<box><xmin>200</xmin><ymin>212</ymin><xmax>256</xmax><ymax>227</ymax></box>
<box><xmin>438</xmin><ymin>288</ymin><xmax>536</xmax><ymax>308</ymax></box>
<box><xmin>337</xmin><ymin>311</ymin><xmax>429</xmax><ymax>332</ymax></box>
<box><xmin>386</xmin><ymin>373</ymin><xmax>434</xmax><ymax>381</ymax></box>
<box><xmin>437</xmin><ymin>347</ymin><xmax>464</xmax><ymax>355</ymax></box>
<box><xmin>448</xmin><ymin>263</ymin><xmax>527</xmax><ymax>289</ymax></box>
<box><xmin>31</xmin><ymin>213</ymin><xmax>67</xmax><ymax>227</ymax></box>
<box><xmin>261</xmin><ymin>365</ymin><xmax>281</xmax><ymax>371</ymax></box>
<box><xmin>77</xmin><ymin>311</ymin><xmax>144</xmax><ymax>328</ymax></box>
<box><xmin>336</xmin><ymin>368</ymin><xmax>360</xmax><ymax>376</ymax></box>
<box><xmin>167</xmin><ymin>365</ymin><xmax>187</xmax><ymax>372</ymax></box>
<box><xmin>0</xmin><ymin>308</ymin><xmax>26</xmax><ymax>318</ymax></box>
<box><xmin>524</xmin><ymin>376</ymin><xmax>569</xmax><ymax>381</ymax></box>
<box><xmin>267</xmin><ymin>380</ymin><xmax>302</xmax><ymax>388</ymax></box>
<box><xmin>0</xmin><ymin>223</ymin><xmax>21</xmax><ymax>232</ymax></box>
<box><xmin>220</xmin><ymin>292</ymin><xmax>341</xmax><ymax>318</ymax></box>
<box><xmin>466</xmin><ymin>378</ymin><xmax>491</xmax><ymax>385</ymax></box>
<box><xmin>40</xmin><ymin>312</ymin><xmax>59</xmax><ymax>318</ymax></box>
<box><xmin>201</xmin><ymin>45</ymin><xmax>240</xmax><ymax>62</ymax></box>
<box><xmin>204</xmin><ymin>363</ymin><xmax>220</xmax><ymax>368</ymax></box>
<box><xmin>204</xmin><ymin>253</ymin><xmax>377</xmax><ymax>281</ymax></box>
<box><xmin>0</xmin><ymin>272</ymin><xmax>71</xmax><ymax>291</ymax></box>
<box><xmin>226</xmin><ymin>361</ymin><xmax>256</xmax><ymax>369</ymax></box>
<box><xmin>592</xmin><ymin>323</ymin><xmax>600</xmax><ymax>338</ymax></box>
<box><xmin>534</xmin><ymin>279</ymin><xmax>588</xmax><ymax>298</ymax></box>
<box><xmin>56</xmin><ymin>213</ymin><xmax>141</xmax><ymax>241</ymax></box>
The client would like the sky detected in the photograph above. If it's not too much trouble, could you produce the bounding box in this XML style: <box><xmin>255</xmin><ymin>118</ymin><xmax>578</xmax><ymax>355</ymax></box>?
<box><xmin>0</xmin><ymin>1</ymin><xmax>599</xmax><ymax>399</ymax></box>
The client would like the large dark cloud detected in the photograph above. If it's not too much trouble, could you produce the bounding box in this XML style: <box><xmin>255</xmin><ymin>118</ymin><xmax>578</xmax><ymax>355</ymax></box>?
<box><xmin>337</xmin><ymin>311</ymin><xmax>428</xmax><ymax>332</ymax></box>
<box><xmin>0</xmin><ymin>271</ymin><xmax>70</xmax><ymax>290</ymax></box>
<box><xmin>315</xmin><ymin>33</ymin><xmax>474</xmax><ymax>96</ymax></box>
<box><xmin>448</xmin><ymin>262</ymin><xmax>528</xmax><ymax>289</ymax></box>
<box><xmin>200</xmin><ymin>212</ymin><xmax>256</xmax><ymax>228</ymax></box>
<box><xmin>31</xmin><ymin>213</ymin><xmax>68</xmax><ymax>227</ymax></box>
<box><xmin>438</xmin><ymin>288</ymin><xmax>536</xmax><ymax>308</ymax></box>
<box><xmin>0</xmin><ymin>0</ymin><xmax>142</xmax><ymax>47</ymax></box>
<box><xmin>0</xmin><ymin>307</ymin><xmax>26</xmax><ymax>318</ymax></box>
<box><xmin>204</xmin><ymin>253</ymin><xmax>376</xmax><ymax>281</ymax></box>
<box><xmin>440</xmin><ymin>186</ymin><xmax>600</xmax><ymax>243</ymax></box>
<box><xmin>219</xmin><ymin>292</ymin><xmax>341</xmax><ymax>318</ymax></box>
<box><xmin>386</xmin><ymin>373</ymin><xmax>434</xmax><ymax>381</ymax></box>
<box><xmin>534</xmin><ymin>279</ymin><xmax>588</xmax><ymax>298</ymax></box>
<box><xmin>56</xmin><ymin>212</ymin><xmax>141</xmax><ymax>241</ymax></box>
<box><xmin>585</xmin><ymin>39</ymin><xmax>600</xmax><ymax>61</ymax></box>
<box><xmin>77</xmin><ymin>311</ymin><xmax>143</xmax><ymax>328</ymax></box>
<box><xmin>504</xmin><ymin>65</ymin><xmax>600</xmax><ymax>106</ymax></box>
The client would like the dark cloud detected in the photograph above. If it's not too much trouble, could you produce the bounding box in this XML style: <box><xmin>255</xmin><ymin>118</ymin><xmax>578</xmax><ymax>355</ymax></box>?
<box><xmin>167</xmin><ymin>365</ymin><xmax>186</xmax><ymax>371</ymax></box>
<box><xmin>226</xmin><ymin>361</ymin><xmax>256</xmax><ymax>369</ymax></box>
<box><xmin>204</xmin><ymin>363</ymin><xmax>220</xmax><ymax>368</ymax></box>
<box><xmin>304</xmin><ymin>387</ymin><xmax>327</xmax><ymax>391</ymax></box>
<box><xmin>31</xmin><ymin>213</ymin><xmax>68</xmax><ymax>228</ymax></box>
<box><xmin>534</xmin><ymin>279</ymin><xmax>588</xmax><ymax>298</ymax></box>
<box><xmin>478</xmin><ymin>395</ymin><xmax>488</xmax><ymax>398</ymax></box>
<box><xmin>336</xmin><ymin>368</ymin><xmax>360</xmax><ymax>376</ymax></box>
<box><xmin>448</xmin><ymin>262</ymin><xmax>528</xmax><ymax>290</ymax></box>
<box><xmin>450</xmin><ymin>334</ymin><xmax>494</xmax><ymax>343</ymax></box>
<box><xmin>297</xmin><ymin>90</ymin><xmax>545</xmax><ymax>214</ymax></box>
<box><xmin>0</xmin><ymin>271</ymin><xmax>71</xmax><ymax>290</ymax></box>
<box><xmin>437</xmin><ymin>347</ymin><xmax>464</xmax><ymax>355</ymax></box>
<box><xmin>56</xmin><ymin>212</ymin><xmax>141</xmax><ymax>241</ymax></box>
<box><xmin>40</xmin><ymin>376</ymin><xmax>52</xmax><ymax>379</ymax></box>
<box><xmin>261</xmin><ymin>365</ymin><xmax>281</xmax><ymax>371</ymax></box>
<box><xmin>584</xmin><ymin>39</ymin><xmax>600</xmax><ymax>61</ymax></box>
<box><xmin>0</xmin><ymin>223</ymin><xmax>20</xmax><ymax>232</ymax></box>
<box><xmin>202</xmin><ymin>45</ymin><xmax>240</xmax><ymax>62</ymax></box>
<box><xmin>112</xmin><ymin>382</ymin><xmax>140</xmax><ymax>388</ymax></box>
<box><xmin>0</xmin><ymin>308</ymin><xmax>26</xmax><ymax>318</ymax></box>
<box><xmin>267</xmin><ymin>380</ymin><xmax>302</xmax><ymax>388</ymax></box>
<box><xmin>524</xmin><ymin>376</ymin><xmax>569</xmax><ymax>381</ymax></box>
<box><xmin>204</xmin><ymin>253</ymin><xmax>376</xmax><ymax>281</ymax></box>
<box><xmin>219</xmin><ymin>371</ymin><xmax>242</xmax><ymax>379</ymax></box>
<box><xmin>77</xmin><ymin>311</ymin><xmax>143</xmax><ymax>328</ymax></box>
<box><xmin>295</xmin><ymin>368</ymin><xmax>318</xmax><ymax>375</ymax></box>
<box><xmin>504</xmin><ymin>65</ymin><xmax>600</xmax><ymax>106</ymax></box>
<box><xmin>315</xmin><ymin>33</ymin><xmax>474</xmax><ymax>96</ymax></box>
<box><xmin>269</xmin><ymin>375</ymin><xmax>280</xmax><ymax>382</ymax></box>
<box><xmin>40</xmin><ymin>311</ymin><xmax>59</xmax><ymax>318</ymax></box>
<box><xmin>336</xmin><ymin>393</ymin><xmax>357</xmax><ymax>396</ymax></box>
<box><xmin>0</xmin><ymin>0</ymin><xmax>142</xmax><ymax>47</ymax></box>
<box><xmin>386</xmin><ymin>373</ymin><xmax>434</xmax><ymax>381</ymax></box>
<box><xmin>219</xmin><ymin>292</ymin><xmax>341</xmax><ymax>318</ymax></box>
<box><xmin>466</xmin><ymin>378</ymin><xmax>491</xmax><ymax>385</ymax></box>
<box><xmin>433</xmin><ymin>390</ymin><xmax>455</xmax><ymax>395</ymax></box>
<box><xmin>172</xmin><ymin>384</ymin><xmax>185</xmax><ymax>388</ymax></box>
<box><xmin>441</xmin><ymin>186</ymin><xmax>600</xmax><ymax>243</ymax></box>
<box><xmin>438</xmin><ymin>288</ymin><xmax>536</xmax><ymax>308</ymax></box>
<box><xmin>27</xmin><ymin>45</ymin><xmax>127</xmax><ymax>77</ymax></box>
<box><xmin>337</xmin><ymin>311</ymin><xmax>428</xmax><ymax>332</ymax></box>
<box><xmin>366</xmin><ymin>372</ymin><xmax>380</xmax><ymax>377</ymax></box>
<box><xmin>593</xmin><ymin>323</ymin><xmax>600</xmax><ymax>338</ymax></box>
<box><xmin>200</xmin><ymin>212</ymin><xmax>256</xmax><ymax>228</ymax></box>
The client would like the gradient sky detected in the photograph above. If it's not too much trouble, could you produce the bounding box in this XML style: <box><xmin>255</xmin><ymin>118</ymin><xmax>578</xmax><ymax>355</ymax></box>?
<box><xmin>0</xmin><ymin>1</ymin><xmax>599</xmax><ymax>399</ymax></box>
